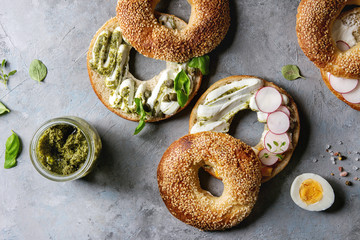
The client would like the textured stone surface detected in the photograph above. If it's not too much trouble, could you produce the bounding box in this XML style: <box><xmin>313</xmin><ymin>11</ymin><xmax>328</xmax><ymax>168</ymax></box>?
<box><xmin>1</xmin><ymin>0</ymin><xmax>360</xmax><ymax>239</ymax></box>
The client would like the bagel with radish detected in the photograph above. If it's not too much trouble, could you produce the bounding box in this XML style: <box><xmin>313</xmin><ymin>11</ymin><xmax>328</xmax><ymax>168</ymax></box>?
<box><xmin>189</xmin><ymin>76</ymin><xmax>300</xmax><ymax>182</ymax></box>
<box><xmin>297</xmin><ymin>2</ymin><xmax>360</xmax><ymax>110</ymax></box>
<box><xmin>297</xmin><ymin>0</ymin><xmax>360</xmax><ymax>79</ymax></box>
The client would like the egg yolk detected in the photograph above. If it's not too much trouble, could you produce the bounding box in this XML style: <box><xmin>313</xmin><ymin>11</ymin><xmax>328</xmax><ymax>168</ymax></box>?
<box><xmin>299</xmin><ymin>179</ymin><xmax>323</xmax><ymax>205</ymax></box>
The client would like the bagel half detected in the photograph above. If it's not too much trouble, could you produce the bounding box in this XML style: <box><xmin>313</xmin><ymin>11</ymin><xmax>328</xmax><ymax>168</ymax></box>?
<box><xmin>296</xmin><ymin>0</ymin><xmax>360</xmax><ymax>79</ymax></box>
<box><xmin>116</xmin><ymin>0</ymin><xmax>230</xmax><ymax>63</ymax></box>
<box><xmin>189</xmin><ymin>76</ymin><xmax>300</xmax><ymax>183</ymax></box>
<box><xmin>157</xmin><ymin>131</ymin><xmax>261</xmax><ymax>231</ymax></box>
<box><xmin>87</xmin><ymin>17</ymin><xmax>202</xmax><ymax>122</ymax></box>
<box><xmin>320</xmin><ymin>69</ymin><xmax>360</xmax><ymax>110</ymax></box>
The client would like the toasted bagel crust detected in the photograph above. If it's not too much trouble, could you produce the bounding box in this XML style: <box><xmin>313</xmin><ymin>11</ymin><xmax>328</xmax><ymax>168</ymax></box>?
<box><xmin>296</xmin><ymin>0</ymin><xmax>360</xmax><ymax>79</ymax></box>
<box><xmin>87</xmin><ymin>17</ymin><xmax>202</xmax><ymax>122</ymax></box>
<box><xmin>157</xmin><ymin>132</ymin><xmax>261</xmax><ymax>231</ymax></box>
<box><xmin>116</xmin><ymin>0</ymin><xmax>230</xmax><ymax>63</ymax></box>
<box><xmin>320</xmin><ymin>69</ymin><xmax>360</xmax><ymax>111</ymax></box>
<box><xmin>189</xmin><ymin>76</ymin><xmax>300</xmax><ymax>183</ymax></box>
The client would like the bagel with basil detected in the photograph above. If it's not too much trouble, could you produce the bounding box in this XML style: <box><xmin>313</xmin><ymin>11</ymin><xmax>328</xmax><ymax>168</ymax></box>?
<box><xmin>87</xmin><ymin>17</ymin><xmax>202</xmax><ymax>123</ymax></box>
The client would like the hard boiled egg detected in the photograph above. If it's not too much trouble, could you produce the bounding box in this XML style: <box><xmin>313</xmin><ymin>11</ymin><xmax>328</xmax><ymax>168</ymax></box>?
<box><xmin>290</xmin><ymin>173</ymin><xmax>335</xmax><ymax>211</ymax></box>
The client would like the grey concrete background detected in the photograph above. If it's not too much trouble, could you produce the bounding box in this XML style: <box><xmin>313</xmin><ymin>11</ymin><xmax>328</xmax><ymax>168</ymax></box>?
<box><xmin>0</xmin><ymin>0</ymin><xmax>359</xmax><ymax>239</ymax></box>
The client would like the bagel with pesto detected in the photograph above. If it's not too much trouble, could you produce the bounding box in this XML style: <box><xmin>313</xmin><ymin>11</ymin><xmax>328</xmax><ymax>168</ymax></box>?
<box><xmin>189</xmin><ymin>76</ymin><xmax>300</xmax><ymax>182</ymax></box>
<box><xmin>87</xmin><ymin>16</ymin><xmax>203</xmax><ymax>127</ymax></box>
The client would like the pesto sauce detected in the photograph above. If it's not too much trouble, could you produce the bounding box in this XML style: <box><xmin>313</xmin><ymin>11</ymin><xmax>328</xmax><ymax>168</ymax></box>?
<box><xmin>36</xmin><ymin>124</ymin><xmax>89</xmax><ymax>175</ymax></box>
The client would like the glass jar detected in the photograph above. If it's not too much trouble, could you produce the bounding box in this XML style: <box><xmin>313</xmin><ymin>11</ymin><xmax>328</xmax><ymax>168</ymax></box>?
<box><xmin>30</xmin><ymin>116</ymin><xmax>102</xmax><ymax>182</ymax></box>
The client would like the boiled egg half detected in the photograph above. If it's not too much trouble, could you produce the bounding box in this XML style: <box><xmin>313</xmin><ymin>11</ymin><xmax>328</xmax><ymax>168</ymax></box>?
<box><xmin>290</xmin><ymin>173</ymin><xmax>335</xmax><ymax>211</ymax></box>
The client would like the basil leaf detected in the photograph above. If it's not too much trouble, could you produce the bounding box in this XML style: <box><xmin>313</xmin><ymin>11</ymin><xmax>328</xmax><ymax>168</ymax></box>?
<box><xmin>8</xmin><ymin>70</ymin><xmax>17</xmax><ymax>76</ymax></box>
<box><xmin>188</xmin><ymin>55</ymin><xmax>210</xmax><ymax>75</ymax></box>
<box><xmin>134</xmin><ymin>118</ymin><xmax>146</xmax><ymax>135</ymax></box>
<box><xmin>281</xmin><ymin>65</ymin><xmax>304</xmax><ymax>80</ymax></box>
<box><xmin>174</xmin><ymin>70</ymin><xmax>191</xmax><ymax>107</ymax></box>
<box><xmin>1</xmin><ymin>59</ymin><xmax>6</xmax><ymax>68</ymax></box>
<box><xmin>4</xmin><ymin>131</ymin><xmax>20</xmax><ymax>169</ymax></box>
<box><xmin>0</xmin><ymin>101</ymin><xmax>10</xmax><ymax>115</ymax></box>
<box><xmin>29</xmin><ymin>59</ymin><xmax>47</xmax><ymax>82</ymax></box>
<box><xmin>135</xmin><ymin>98</ymin><xmax>144</xmax><ymax>116</ymax></box>
<box><xmin>134</xmin><ymin>98</ymin><xmax>147</xmax><ymax>135</ymax></box>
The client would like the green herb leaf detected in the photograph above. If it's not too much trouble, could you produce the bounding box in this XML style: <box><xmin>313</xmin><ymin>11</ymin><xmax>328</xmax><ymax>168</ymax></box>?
<box><xmin>134</xmin><ymin>98</ymin><xmax>147</xmax><ymax>135</ymax></box>
<box><xmin>0</xmin><ymin>101</ymin><xmax>10</xmax><ymax>115</ymax></box>
<box><xmin>174</xmin><ymin>70</ymin><xmax>191</xmax><ymax>107</ymax></box>
<box><xmin>8</xmin><ymin>70</ymin><xmax>17</xmax><ymax>76</ymax></box>
<box><xmin>0</xmin><ymin>59</ymin><xmax>16</xmax><ymax>88</ymax></box>
<box><xmin>29</xmin><ymin>59</ymin><xmax>47</xmax><ymax>82</ymax></box>
<box><xmin>276</xmin><ymin>154</ymin><xmax>284</xmax><ymax>160</ymax></box>
<box><xmin>281</xmin><ymin>65</ymin><xmax>304</xmax><ymax>80</ymax></box>
<box><xmin>4</xmin><ymin>131</ymin><xmax>20</xmax><ymax>169</ymax></box>
<box><xmin>280</xmin><ymin>141</ymin><xmax>286</xmax><ymax>147</ymax></box>
<box><xmin>134</xmin><ymin>118</ymin><xmax>146</xmax><ymax>135</ymax></box>
<box><xmin>263</xmin><ymin>153</ymin><xmax>269</xmax><ymax>159</ymax></box>
<box><xmin>267</xmin><ymin>143</ymin><xmax>272</xmax><ymax>150</ymax></box>
<box><xmin>188</xmin><ymin>55</ymin><xmax>210</xmax><ymax>75</ymax></box>
<box><xmin>273</xmin><ymin>141</ymin><xmax>279</xmax><ymax>146</ymax></box>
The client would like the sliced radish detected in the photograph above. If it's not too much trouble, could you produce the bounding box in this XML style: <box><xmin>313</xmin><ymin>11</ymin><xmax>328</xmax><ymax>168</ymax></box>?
<box><xmin>277</xmin><ymin>106</ymin><xmax>291</xmax><ymax>117</ymax></box>
<box><xmin>258</xmin><ymin>149</ymin><xmax>279</xmax><ymax>166</ymax></box>
<box><xmin>267</xmin><ymin>111</ymin><xmax>290</xmax><ymax>134</ymax></box>
<box><xmin>255</xmin><ymin>87</ymin><xmax>282</xmax><ymax>113</ymax></box>
<box><xmin>342</xmin><ymin>83</ymin><xmax>360</xmax><ymax>103</ymax></box>
<box><xmin>336</xmin><ymin>40</ymin><xmax>351</xmax><ymax>51</ymax></box>
<box><xmin>264</xmin><ymin>131</ymin><xmax>290</xmax><ymax>154</ymax></box>
<box><xmin>329</xmin><ymin>73</ymin><xmax>358</xmax><ymax>94</ymax></box>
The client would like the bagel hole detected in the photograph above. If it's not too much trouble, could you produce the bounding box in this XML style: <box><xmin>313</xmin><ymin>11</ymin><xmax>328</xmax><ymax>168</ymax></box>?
<box><xmin>155</xmin><ymin>0</ymin><xmax>191</xmax><ymax>24</ymax></box>
<box><xmin>198</xmin><ymin>167</ymin><xmax>224</xmax><ymax>197</ymax></box>
<box><xmin>229</xmin><ymin>109</ymin><xmax>264</xmax><ymax>147</ymax></box>
<box><xmin>129</xmin><ymin>50</ymin><xmax>166</xmax><ymax>80</ymax></box>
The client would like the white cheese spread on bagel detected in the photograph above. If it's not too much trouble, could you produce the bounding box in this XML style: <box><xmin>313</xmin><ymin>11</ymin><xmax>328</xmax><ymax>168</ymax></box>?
<box><xmin>89</xmin><ymin>17</ymin><xmax>198</xmax><ymax>118</ymax></box>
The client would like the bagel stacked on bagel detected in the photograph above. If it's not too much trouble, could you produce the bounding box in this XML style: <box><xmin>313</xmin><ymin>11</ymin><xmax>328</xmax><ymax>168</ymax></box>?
<box><xmin>158</xmin><ymin>76</ymin><xmax>300</xmax><ymax>230</ymax></box>
<box><xmin>189</xmin><ymin>76</ymin><xmax>300</xmax><ymax>183</ymax></box>
<box><xmin>87</xmin><ymin>16</ymin><xmax>202</xmax><ymax>122</ymax></box>
<box><xmin>116</xmin><ymin>0</ymin><xmax>230</xmax><ymax>63</ymax></box>
<box><xmin>297</xmin><ymin>0</ymin><xmax>360</xmax><ymax>110</ymax></box>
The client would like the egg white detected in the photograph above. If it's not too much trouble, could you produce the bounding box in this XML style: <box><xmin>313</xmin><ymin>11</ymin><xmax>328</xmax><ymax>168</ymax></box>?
<box><xmin>290</xmin><ymin>173</ymin><xmax>335</xmax><ymax>211</ymax></box>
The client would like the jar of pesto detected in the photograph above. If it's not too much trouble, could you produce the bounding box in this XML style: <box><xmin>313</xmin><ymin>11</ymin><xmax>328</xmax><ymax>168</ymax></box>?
<box><xmin>30</xmin><ymin>116</ymin><xmax>102</xmax><ymax>181</ymax></box>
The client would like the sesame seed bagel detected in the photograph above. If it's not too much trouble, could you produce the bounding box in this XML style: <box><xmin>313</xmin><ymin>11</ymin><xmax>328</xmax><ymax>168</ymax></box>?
<box><xmin>157</xmin><ymin>131</ymin><xmax>261</xmax><ymax>231</ymax></box>
<box><xmin>87</xmin><ymin>17</ymin><xmax>202</xmax><ymax>122</ymax></box>
<box><xmin>320</xmin><ymin>69</ymin><xmax>360</xmax><ymax>110</ymax></box>
<box><xmin>116</xmin><ymin>0</ymin><xmax>230</xmax><ymax>63</ymax></box>
<box><xmin>296</xmin><ymin>0</ymin><xmax>360</xmax><ymax>79</ymax></box>
<box><xmin>189</xmin><ymin>76</ymin><xmax>300</xmax><ymax>183</ymax></box>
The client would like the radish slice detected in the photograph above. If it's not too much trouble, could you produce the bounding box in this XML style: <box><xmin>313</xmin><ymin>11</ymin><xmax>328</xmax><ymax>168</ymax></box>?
<box><xmin>342</xmin><ymin>83</ymin><xmax>360</xmax><ymax>103</ymax></box>
<box><xmin>336</xmin><ymin>40</ymin><xmax>351</xmax><ymax>51</ymax></box>
<box><xmin>277</xmin><ymin>106</ymin><xmax>291</xmax><ymax>117</ymax></box>
<box><xmin>267</xmin><ymin>111</ymin><xmax>290</xmax><ymax>134</ymax></box>
<box><xmin>329</xmin><ymin>73</ymin><xmax>358</xmax><ymax>94</ymax></box>
<box><xmin>264</xmin><ymin>131</ymin><xmax>290</xmax><ymax>154</ymax></box>
<box><xmin>255</xmin><ymin>87</ymin><xmax>282</xmax><ymax>113</ymax></box>
<box><xmin>258</xmin><ymin>149</ymin><xmax>279</xmax><ymax>166</ymax></box>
